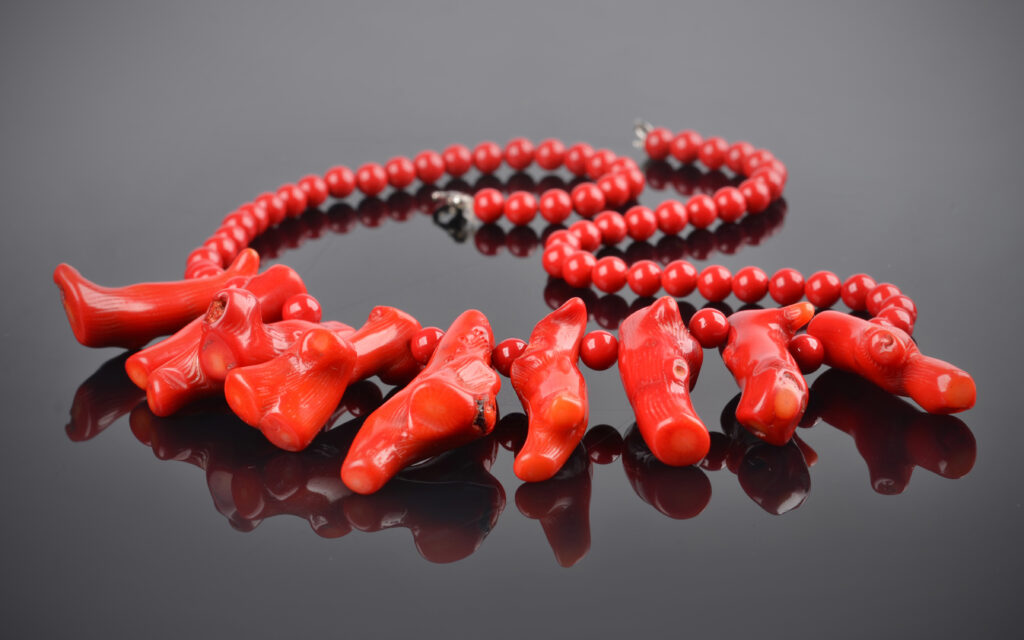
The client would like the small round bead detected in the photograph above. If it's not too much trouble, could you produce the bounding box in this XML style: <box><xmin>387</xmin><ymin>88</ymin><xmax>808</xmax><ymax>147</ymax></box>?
<box><xmin>207</xmin><ymin>233</ymin><xmax>240</xmax><ymax>265</ymax></box>
<box><xmin>562</xmin><ymin>251</ymin><xmax>597</xmax><ymax>288</ymax></box>
<box><xmin>594</xmin><ymin>210</ymin><xmax>628</xmax><ymax>245</ymax></box>
<box><xmin>624</xmin><ymin>206</ymin><xmax>658</xmax><ymax>241</ymax></box>
<box><xmin>542</xmin><ymin>243</ymin><xmax>575</xmax><ymax>278</ymax></box>
<box><xmin>712</xmin><ymin>186</ymin><xmax>747</xmax><ymax>223</ymax></box>
<box><xmin>414</xmin><ymin>150</ymin><xmax>446</xmax><ymax>184</ymax></box>
<box><xmin>840</xmin><ymin>273</ymin><xmax>877</xmax><ymax>311</ymax></box>
<box><xmin>581</xmin><ymin>331</ymin><xmax>619</xmax><ymax>370</ymax></box>
<box><xmin>473</xmin><ymin>188</ymin><xmax>505</xmax><ymax>224</ymax></box>
<box><xmin>384</xmin><ymin>156</ymin><xmax>416</xmax><ymax>189</ymax></box>
<box><xmin>670</xmin><ymin>130</ymin><xmax>704</xmax><ymax>163</ymax></box>
<box><xmin>689</xmin><ymin>308</ymin><xmax>730</xmax><ymax>348</ymax></box>
<box><xmin>598</xmin><ymin>173</ymin><xmax>631</xmax><ymax>209</ymax></box>
<box><xmin>185</xmin><ymin>260</ymin><xmax>222</xmax><ymax>279</ymax></box>
<box><xmin>187</xmin><ymin>246</ymin><xmax>221</xmax><ymax>267</ymax></box>
<box><xmin>662</xmin><ymin>260</ymin><xmax>699</xmax><ymax>297</ymax></box>
<box><xmin>697</xmin><ymin>265</ymin><xmax>733</xmax><ymax>302</ymax></box>
<box><xmin>881</xmin><ymin>294</ymin><xmax>918</xmax><ymax>322</ymax></box>
<box><xmin>788</xmin><ymin>334</ymin><xmax>824</xmax><ymax>374</ymax></box>
<box><xmin>442</xmin><ymin>144</ymin><xmax>472</xmax><ymax>176</ymax></box>
<box><xmin>535</xmin><ymin>138</ymin><xmax>566</xmax><ymax>170</ymax></box>
<box><xmin>739</xmin><ymin>178</ymin><xmax>772</xmax><ymax>214</ymax></box>
<box><xmin>223</xmin><ymin>210</ymin><xmax>258</xmax><ymax>239</ymax></box>
<box><xmin>866</xmin><ymin>283</ymin><xmax>902</xmax><ymax>316</ymax></box>
<box><xmin>493</xmin><ymin>338</ymin><xmax>527</xmax><ymax>377</ymax></box>
<box><xmin>569</xmin><ymin>220</ymin><xmax>602</xmax><ymax>251</ymax></box>
<box><xmin>570</xmin><ymin>183</ymin><xmax>606</xmax><ymax>218</ymax></box>
<box><xmin>544</xmin><ymin>229</ymin><xmax>581</xmax><ymax>250</ymax></box>
<box><xmin>298</xmin><ymin>174</ymin><xmax>329</xmax><ymax>207</ymax></box>
<box><xmin>504</xmin><ymin>191</ymin><xmax>538</xmax><ymax>226</ymax></box>
<box><xmin>324</xmin><ymin>167</ymin><xmax>356</xmax><ymax>199</ymax></box>
<box><xmin>764</xmin><ymin>159</ymin><xmax>788</xmax><ymax>182</ymax></box>
<box><xmin>586</xmin><ymin>149</ymin><xmax>617</xmax><ymax>179</ymax></box>
<box><xmin>627</xmin><ymin>260</ymin><xmax>663</xmax><ymax>296</ymax></box>
<box><xmin>277</xmin><ymin>183</ymin><xmax>309</xmax><ymax>217</ymax></box>
<box><xmin>805</xmin><ymin>270</ymin><xmax>842</xmax><ymax>308</ymax></box>
<box><xmin>504</xmin><ymin>137</ymin><xmax>535</xmax><ymax>171</ymax></box>
<box><xmin>685</xmin><ymin>194</ymin><xmax>718</xmax><ymax>229</ymax></box>
<box><xmin>655</xmin><ymin>200</ymin><xmax>688</xmax><ymax>234</ymax></box>
<box><xmin>752</xmin><ymin>167</ymin><xmax>785</xmax><ymax>199</ymax></box>
<box><xmin>610</xmin><ymin>157</ymin><xmax>639</xmax><ymax>173</ymax></box>
<box><xmin>282</xmin><ymin>293</ymin><xmax>322</xmax><ymax>323</ymax></box>
<box><xmin>623</xmin><ymin>168</ymin><xmax>645</xmax><ymax>198</ymax></box>
<box><xmin>644</xmin><ymin>127</ymin><xmax>674</xmax><ymax>160</ymax></box>
<box><xmin>240</xmin><ymin>203</ymin><xmax>270</xmax><ymax>234</ymax></box>
<box><xmin>255</xmin><ymin>192</ymin><xmax>287</xmax><ymax>225</ymax></box>
<box><xmin>537</xmin><ymin>189</ymin><xmax>571</xmax><ymax>224</ymax></box>
<box><xmin>698</xmin><ymin>136</ymin><xmax>729</xmax><ymax>169</ymax></box>
<box><xmin>410</xmin><ymin>327</ymin><xmax>445</xmax><ymax>365</ymax></box>
<box><xmin>219</xmin><ymin>223</ymin><xmax>248</xmax><ymax>247</ymax></box>
<box><xmin>592</xmin><ymin>256</ymin><xmax>628</xmax><ymax>293</ymax></box>
<box><xmin>355</xmin><ymin>163</ymin><xmax>388</xmax><ymax>197</ymax></box>
<box><xmin>732</xmin><ymin>266</ymin><xmax>769</xmax><ymax>303</ymax></box>
<box><xmin>769</xmin><ymin>268</ymin><xmax>806</xmax><ymax>305</ymax></box>
<box><xmin>472</xmin><ymin>141</ymin><xmax>503</xmax><ymax>173</ymax></box>
<box><xmin>876</xmin><ymin>306</ymin><xmax>915</xmax><ymax>334</ymax></box>
<box><xmin>725</xmin><ymin>141</ymin><xmax>756</xmax><ymax>174</ymax></box>
<box><xmin>564</xmin><ymin>143</ymin><xmax>594</xmax><ymax>176</ymax></box>
<box><xmin>743</xmin><ymin>149</ymin><xmax>776</xmax><ymax>176</ymax></box>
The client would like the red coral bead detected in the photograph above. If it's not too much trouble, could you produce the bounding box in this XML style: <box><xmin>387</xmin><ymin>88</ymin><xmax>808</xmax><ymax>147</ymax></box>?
<box><xmin>277</xmin><ymin>183</ymin><xmax>309</xmax><ymax>217</ymax></box>
<box><xmin>725</xmin><ymin>141</ymin><xmax>756</xmax><ymax>174</ymax></box>
<box><xmin>662</xmin><ymin>260</ymin><xmax>699</xmax><ymax>297</ymax></box>
<box><xmin>504</xmin><ymin>191</ymin><xmax>537</xmax><ymax>226</ymax></box>
<box><xmin>384</xmin><ymin>156</ymin><xmax>416</xmax><ymax>189</ymax></box>
<box><xmin>697</xmin><ymin>265</ymin><xmax>732</xmax><ymax>302</ymax></box>
<box><xmin>686</xmin><ymin>194</ymin><xmax>718</xmax><ymax>229</ymax></box>
<box><xmin>298</xmin><ymin>174</ymin><xmax>329</xmax><ymax>206</ymax></box>
<box><xmin>442</xmin><ymin>144</ymin><xmax>472</xmax><ymax>176</ymax></box>
<box><xmin>732</xmin><ymin>266</ymin><xmax>769</xmax><ymax>303</ymax></box>
<box><xmin>282</xmin><ymin>293</ymin><xmax>322</xmax><ymax>323</ymax></box>
<box><xmin>644</xmin><ymin>127</ymin><xmax>674</xmax><ymax>160</ymax></box>
<box><xmin>788</xmin><ymin>334</ymin><xmax>824</xmax><ymax>374</ymax></box>
<box><xmin>581</xmin><ymin>331</ymin><xmax>619</xmax><ymax>370</ymax></box>
<box><xmin>410</xmin><ymin>326</ymin><xmax>445</xmax><ymax>365</ymax></box>
<box><xmin>493</xmin><ymin>338</ymin><xmax>528</xmax><ymax>377</ymax></box>
<box><xmin>535</xmin><ymin>138</ymin><xmax>566</xmax><ymax>170</ymax></box>
<box><xmin>627</xmin><ymin>260</ymin><xmax>663</xmax><ymax>296</ymax></box>
<box><xmin>414</xmin><ymin>150</ymin><xmax>446</xmax><ymax>184</ymax></box>
<box><xmin>473</xmin><ymin>188</ymin><xmax>505</xmax><ymax>224</ymax></box>
<box><xmin>698</xmin><ymin>136</ymin><xmax>729</xmax><ymax>169</ymax></box>
<box><xmin>713</xmin><ymin>186</ymin><xmax>747</xmax><ymax>223</ymax></box>
<box><xmin>805</xmin><ymin>270</ymin><xmax>842</xmax><ymax>308</ymax></box>
<box><xmin>689</xmin><ymin>308</ymin><xmax>730</xmax><ymax>348</ymax></box>
<box><xmin>882</xmin><ymin>294</ymin><xmax>918</xmax><ymax>322</ymax></box>
<box><xmin>598</xmin><ymin>173</ymin><xmax>631</xmax><ymax>209</ymax></box>
<box><xmin>670</xmin><ymin>130</ymin><xmax>703</xmax><ymax>163</ymax></box>
<box><xmin>752</xmin><ymin>167</ymin><xmax>785</xmax><ymax>199</ymax></box>
<box><xmin>592</xmin><ymin>256</ymin><xmax>628</xmax><ymax>293</ymax></box>
<box><xmin>586</xmin><ymin>149</ymin><xmax>617</xmax><ymax>179</ymax></box>
<box><xmin>743</xmin><ymin>149</ymin><xmax>776</xmax><ymax>175</ymax></box>
<box><xmin>876</xmin><ymin>306</ymin><xmax>915</xmax><ymax>334</ymax></box>
<box><xmin>866</xmin><ymin>283</ymin><xmax>902</xmax><ymax>316</ymax></box>
<box><xmin>255</xmin><ymin>192</ymin><xmax>287</xmax><ymax>225</ymax></box>
<box><xmin>542</xmin><ymin>243</ymin><xmax>575</xmax><ymax>278</ymax></box>
<box><xmin>655</xmin><ymin>200</ymin><xmax>688</xmax><ymax>234</ymax></box>
<box><xmin>769</xmin><ymin>268</ymin><xmax>806</xmax><ymax>305</ymax></box>
<box><xmin>624</xmin><ymin>205</ymin><xmax>658</xmax><ymax>241</ymax></box>
<box><xmin>544</xmin><ymin>229</ymin><xmax>581</xmax><ymax>250</ymax></box>
<box><xmin>594</xmin><ymin>210</ymin><xmax>628</xmax><ymax>244</ymax></box>
<box><xmin>504</xmin><ymin>137</ymin><xmax>535</xmax><ymax>171</ymax></box>
<box><xmin>623</xmin><ymin>168</ymin><xmax>646</xmax><ymax>198</ymax></box>
<box><xmin>324</xmin><ymin>167</ymin><xmax>356</xmax><ymax>199</ymax></box>
<box><xmin>355</xmin><ymin>163</ymin><xmax>388</xmax><ymax>197</ymax></box>
<box><xmin>472</xmin><ymin>141</ymin><xmax>503</xmax><ymax>173</ymax></box>
<box><xmin>739</xmin><ymin>178</ymin><xmax>772</xmax><ymax>214</ymax></box>
<box><xmin>571</xmin><ymin>183</ymin><xmax>606</xmax><ymax>218</ymax></box>
<box><xmin>562</xmin><ymin>251</ymin><xmax>597</xmax><ymax>288</ymax></box>
<box><xmin>564</xmin><ymin>143</ymin><xmax>594</xmax><ymax>176</ymax></box>
<box><xmin>569</xmin><ymin>220</ymin><xmax>602</xmax><ymax>251</ymax></box>
<box><xmin>840</xmin><ymin>273</ymin><xmax>877</xmax><ymax>311</ymax></box>
<box><xmin>539</xmin><ymin>189</ymin><xmax>573</xmax><ymax>224</ymax></box>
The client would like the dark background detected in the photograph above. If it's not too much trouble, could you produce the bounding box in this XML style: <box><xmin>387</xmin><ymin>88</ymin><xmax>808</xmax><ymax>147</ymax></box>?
<box><xmin>2</xmin><ymin>1</ymin><xmax>1021</xmax><ymax>638</ymax></box>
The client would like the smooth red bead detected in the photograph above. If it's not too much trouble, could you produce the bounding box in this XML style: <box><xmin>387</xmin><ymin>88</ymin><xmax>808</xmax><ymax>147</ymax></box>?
<box><xmin>414</xmin><ymin>150</ymin><xmax>445</xmax><ymax>184</ymax></box>
<box><xmin>644</xmin><ymin>127</ymin><xmax>674</xmax><ymax>160</ymax></box>
<box><xmin>185</xmin><ymin>260</ymin><xmax>222</xmax><ymax>279</ymax></box>
<box><xmin>410</xmin><ymin>326</ymin><xmax>445</xmax><ymax>365</ymax></box>
<box><xmin>504</xmin><ymin>191</ymin><xmax>538</xmax><ymax>226</ymax></box>
<box><xmin>697</xmin><ymin>265</ymin><xmax>732</xmax><ymax>302</ymax></box>
<box><xmin>240</xmin><ymin>202</ymin><xmax>270</xmax><ymax>234</ymax></box>
<box><xmin>564</xmin><ymin>143</ymin><xmax>594</xmax><ymax>176</ymax></box>
<box><xmin>598</xmin><ymin>173</ymin><xmax>632</xmax><ymax>209</ymax></box>
<box><xmin>277</xmin><ymin>184</ymin><xmax>308</xmax><ymax>217</ymax></box>
<box><xmin>473</xmin><ymin>188</ymin><xmax>505</xmax><ymax>223</ymax></box>
<box><xmin>186</xmin><ymin>246</ymin><xmax>221</xmax><ymax>267</ymax></box>
<box><xmin>586</xmin><ymin>149</ymin><xmax>617</xmax><ymax>179</ymax></box>
<box><xmin>752</xmin><ymin>168</ymin><xmax>785</xmax><ymax>200</ymax></box>
<box><xmin>624</xmin><ymin>205</ymin><xmax>658</xmax><ymax>241</ymax></box>
<box><xmin>493</xmin><ymin>338</ymin><xmax>528</xmax><ymax>377</ymax></box>
<box><xmin>743</xmin><ymin>149</ymin><xmax>776</xmax><ymax>176</ymax></box>
<box><xmin>882</xmin><ymin>294</ymin><xmax>918</xmax><ymax>322</ymax></box>
<box><xmin>355</xmin><ymin>163</ymin><xmax>388</xmax><ymax>197</ymax></box>
<box><xmin>805</xmin><ymin>270</ymin><xmax>842</xmax><ymax>308</ymax></box>
<box><xmin>223</xmin><ymin>209</ymin><xmax>258</xmax><ymax>239</ymax></box>
<box><xmin>627</xmin><ymin>260</ymin><xmax>663</xmax><ymax>296</ymax></box>
<box><xmin>698</xmin><ymin>136</ymin><xmax>729</xmax><ymax>169</ymax></box>
<box><xmin>594</xmin><ymin>210</ymin><xmax>628</xmax><ymax>244</ymax></box>
<box><xmin>866</xmin><ymin>283</ymin><xmax>902</xmax><ymax>316</ymax></box>
<box><xmin>662</xmin><ymin>260</ymin><xmax>699</xmax><ymax>297</ymax></box>
<box><xmin>562</xmin><ymin>251</ymin><xmax>597</xmax><ymax>288</ymax></box>
<box><xmin>324</xmin><ymin>167</ymin><xmax>356</xmax><ymax>199</ymax></box>
<box><xmin>255</xmin><ymin>192</ymin><xmax>287</xmax><ymax>225</ymax></box>
<box><xmin>732</xmin><ymin>266</ymin><xmax>769</xmax><ymax>303</ymax></box>
<box><xmin>442</xmin><ymin>144</ymin><xmax>472</xmax><ymax>176</ymax></box>
<box><xmin>472</xmin><ymin>141</ymin><xmax>503</xmax><ymax>173</ymax></box>
<box><xmin>539</xmin><ymin>189</ymin><xmax>573</xmax><ymax>224</ymax></box>
<box><xmin>384</xmin><ymin>156</ymin><xmax>417</xmax><ymax>189</ymax></box>
<box><xmin>297</xmin><ymin>174</ymin><xmax>329</xmax><ymax>207</ymax></box>
<box><xmin>876</xmin><ymin>306</ymin><xmax>915</xmax><ymax>334</ymax></box>
<box><xmin>764</xmin><ymin>159</ymin><xmax>789</xmax><ymax>183</ymax></box>
<box><xmin>725</xmin><ymin>141</ymin><xmax>756</xmax><ymax>174</ymax></box>
<box><xmin>542</xmin><ymin>243</ymin><xmax>575</xmax><ymax>278</ymax></box>
<box><xmin>282</xmin><ymin>293</ymin><xmax>322</xmax><ymax>323</ymax></box>
<box><xmin>219</xmin><ymin>223</ymin><xmax>248</xmax><ymax>247</ymax></box>
<box><xmin>580</xmin><ymin>330</ymin><xmax>619</xmax><ymax>370</ymax></box>
<box><xmin>713</xmin><ymin>186</ymin><xmax>747</xmax><ymax>223</ymax></box>
<box><xmin>769</xmin><ymin>268</ymin><xmax>806</xmax><ymax>305</ymax></box>
<box><xmin>592</xmin><ymin>256</ymin><xmax>628</xmax><ymax>293</ymax></box>
<box><xmin>655</xmin><ymin>200</ymin><xmax>688</xmax><ymax>234</ymax></box>
<box><xmin>670</xmin><ymin>130</ymin><xmax>703</xmax><ymax>164</ymax></box>
<box><xmin>570</xmin><ymin>183</ymin><xmax>606</xmax><ymax>218</ymax></box>
<box><xmin>535</xmin><ymin>138</ymin><xmax>566</xmax><ymax>170</ymax></box>
<box><xmin>788</xmin><ymin>334</ymin><xmax>824</xmax><ymax>374</ymax></box>
<box><xmin>623</xmin><ymin>168</ymin><xmax>646</xmax><ymax>198</ymax></box>
<box><xmin>610</xmin><ymin>157</ymin><xmax>639</xmax><ymax>173</ymax></box>
<box><xmin>544</xmin><ymin>229</ymin><xmax>581</xmax><ymax>250</ymax></box>
<box><xmin>686</xmin><ymin>194</ymin><xmax>718</xmax><ymax>229</ymax></box>
<box><xmin>840</xmin><ymin>273</ymin><xmax>877</xmax><ymax>311</ymax></box>
<box><xmin>569</xmin><ymin>220</ymin><xmax>602</xmax><ymax>251</ymax></box>
<box><xmin>504</xmin><ymin>138</ymin><xmax>535</xmax><ymax>171</ymax></box>
<box><xmin>689</xmin><ymin>308</ymin><xmax>730</xmax><ymax>348</ymax></box>
<box><xmin>207</xmin><ymin>233</ymin><xmax>240</xmax><ymax>265</ymax></box>
<box><xmin>739</xmin><ymin>179</ymin><xmax>772</xmax><ymax>214</ymax></box>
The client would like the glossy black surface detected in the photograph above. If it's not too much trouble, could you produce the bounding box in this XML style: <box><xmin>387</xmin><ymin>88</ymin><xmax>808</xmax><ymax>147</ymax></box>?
<box><xmin>2</xmin><ymin>2</ymin><xmax>1021</xmax><ymax>637</ymax></box>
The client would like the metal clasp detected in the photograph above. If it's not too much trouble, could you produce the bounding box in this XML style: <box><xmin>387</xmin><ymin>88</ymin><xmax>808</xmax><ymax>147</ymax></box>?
<box><xmin>431</xmin><ymin>190</ymin><xmax>478</xmax><ymax>243</ymax></box>
<box><xmin>632</xmin><ymin>119</ymin><xmax>655</xmax><ymax>148</ymax></box>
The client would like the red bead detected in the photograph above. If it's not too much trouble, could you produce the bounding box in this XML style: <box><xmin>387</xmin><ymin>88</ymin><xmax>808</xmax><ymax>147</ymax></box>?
<box><xmin>324</xmin><ymin>167</ymin><xmax>356</xmax><ymax>199</ymax></box>
<box><xmin>875</xmin><ymin>306</ymin><xmax>915</xmax><ymax>334</ymax></box>
<box><xmin>504</xmin><ymin>191</ymin><xmax>537</xmax><ymax>226</ymax></box>
<box><xmin>866</xmin><ymin>283</ymin><xmax>902</xmax><ymax>316</ymax></box>
<box><xmin>414</xmin><ymin>150</ymin><xmax>446</xmax><ymax>184</ymax></box>
<box><xmin>410</xmin><ymin>326</ymin><xmax>445</xmax><ymax>365</ymax></box>
<box><xmin>219</xmin><ymin>223</ymin><xmax>248</xmax><ymax>247</ymax></box>
<box><xmin>186</xmin><ymin>246</ymin><xmax>221</xmax><ymax>267</ymax></box>
<box><xmin>805</xmin><ymin>270</ymin><xmax>842</xmax><ymax>308</ymax></box>
<box><xmin>840</xmin><ymin>273</ymin><xmax>877</xmax><ymax>311</ymax></box>
<box><xmin>627</xmin><ymin>260</ymin><xmax>663</xmax><ymax>296</ymax></box>
<box><xmin>670</xmin><ymin>130</ymin><xmax>703</xmax><ymax>163</ymax></box>
<box><xmin>223</xmin><ymin>209</ymin><xmax>258</xmax><ymax>239</ymax></box>
<box><xmin>697</xmin><ymin>265</ymin><xmax>732</xmax><ymax>302</ymax></box>
<box><xmin>712</xmin><ymin>186</ymin><xmax>747</xmax><ymax>223</ymax></box>
<box><xmin>255</xmin><ymin>192</ymin><xmax>287</xmax><ymax>225</ymax></box>
<box><xmin>240</xmin><ymin>202</ymin><xmax>270</xmax><ymax>234</ymax></box>
<box><xmin>504</xmin><ymin>137</ymin><xmax>535</xmax><ymax>171</ymax></box>
<box><xmin>598</xmin><ymin>173</ymin><xmax>631</xmax><ymax>208</ymax></box>
<box><xmin>586</xmin><ymin>149</ymin><xmax>617</xmax><ymax>179</ymax></box>
<box><xmin>185</xmin><ymin>260</ymin><xmax>222</xmax><ymax>279</ymax></box>
<box><xmin>473</xmin><ymin>188</ymin><xmax>505</xmax><ymax>223</ymax></box>
<box><xmin>442</xmin><ymin>144</ymin><xmax>472</xmax><ymax>176</ymax></box>
<box><xmin>562</xmin><ymin>251</ymin><xmax>597</xmax><ymax>288</ymax></box>
<box><xmin>570</xmin><ymin>183</ymin><xmax>606</xmax><ymax>218</ymax></box>
<box><xmin>544</xmin><ymin>229</ymin><xmax>581</xmax><ymax>250</ymax></box>
<box><xmin>689</xmin><ymin>308</ymin><xmax>730</xmax><ymax>348</ymax></box>
<box><xmin>624</xmin><ymin>205</ymin><xmax>658</xmax><ymax>241</ymax></box>
<box><xmin>569</xmin><ymin>220</ymin><xmax>602</xmax><ymax>251</ymax></box>
<box><xmin>282</xmin><ymin>293</ymin><xmax>322</xmax><ymax>323</ymax></box>
<box><xmin>493</xmin><ymin>338</ymin><xmax>527</xmax><ymax>377</ymax></box>
<box><xmin>698</xmin><ymin>136</ymin><xmax>729</xmax><ymax>169</ymax></box>
<box><xmin>535</xmin><ymin>138</ymin><xmax>566</xmax><ymax>170</ymax></box>
<box><xmin>564</xmin><ymin>143</ymin><xmax>594</xmax><ymax>176</ymax></box>
<box><xmin>580</xmin><ymin>331</ymin><xmax>619</xmax><ymax>370</ymax></box>
<box><xmin>472</xmin><ymin>141</ymin><xmax>503</xmax><ymax>173</ymax></box>
<box><xmin>655</xmin><ymin>200</ymin><xmax>688</xmax><ymax>234</ymax></box>
<box><xmin>594</xmin><ymin>210</ymin><xmax>628</xmax><ymax>244</ymax></box>
<box><xmin>592</xmin><ymin>256</ymin><xmax>628</xmax><ymax>293</ymax></box>
<box><xmin>788</xmin><ymin>334</ymin><xmax>824</xmax><ymax>374</ymax></box>
<box><xmin>743</xmin><ymin>149</ymin><xmax>776</xmax><ymax>176</ymax></box>
<box><xmin>752</xmin><ymin>167</ymin><xmax>785</xmax><ymax>199</ymax></box>
<box><xmin>384</xmin><ymin>156</ymin><xmax>416</xmax><ymax>189</ymax></box>
<box><xmin>725</xmin><ymin>141</ymin><xmax>755</xmax><ymax>174</ymax></box>
<box><xmin>739</xmin><ymin>179</ymin><xmax>771</xmax><ymax>214</ymax></box>
<box><xmin>542</xmin><ymin>243</ymin><xmax>575</xmax><ymax>278</ymax></box>
<box><xmin>206</xmin><ymin>233</ymin><xmax>240</xmax><ymax>265</ymax></box>
<box><xmin>277</xmin><ymin>183</ymin><xmax>309</xmax><ymax>217</ymax></box>
<box><xmin>764</xmin><ymin>159</ymin><xmax>789</xmax><ymax>183</ymax></box>
<box><xmin>623</xmin><ymin>168</ymin><xmax>646</xmax><ymax>198</ymax></box>
<box><xmin>644</xmin><ymin>127</ymin><xmax>674</xmax><ymax>160</ymax></box>
<box><xmin>662</xmin><ymin>260</ymin><xmax>699</xmax><ymax>297</ymax></box>
<box><xmin>732</xmin><ymin>266</ymin><xmax>769</xmax><ymax>303</ymax></box>
<box><xmin>685</xmin><ymin>194</ymin><xmax>718</xmax><ymax>229</ymax></box>
<box><xmin>355</xmin><ymin>163</ymin><xmax>388</xmax><ymax>196</ymax></box>
<box><xmin>881</xmin><ymin>294</ymin><xmax>917</xmax><ymax>322</ymax></box>
<box><xmin>769</xmin><ymin>268</ymin><xmax>806</xmax><ymax>305</ymax></box>
<box><xmin>297</xmin><ymin>174</ymin><xmax>329</xmax><ymax>207</ymax></box>
<box><xmin>539</xmin><ymin>189</ymin><xmax>573</xmax><ymax>224</ymax></box>
<box><xmin>610</xmin><ymin>157</ymin><xmax>639</xmax><ymax>173</ymax></box>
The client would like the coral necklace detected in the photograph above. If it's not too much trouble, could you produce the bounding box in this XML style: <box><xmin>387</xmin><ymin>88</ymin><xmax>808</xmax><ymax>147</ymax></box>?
<box><xmin>52</xmin><ymin>121</ymin><xmax>976</xmax><ymax>495</ymax></box>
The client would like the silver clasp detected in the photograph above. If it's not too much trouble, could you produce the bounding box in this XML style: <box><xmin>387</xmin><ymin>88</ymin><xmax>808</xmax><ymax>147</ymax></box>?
<box><xmin>632</xmin><ymin>119</ymin><xmax>655</xmax><ymax>148</ymax></box>
<box><xmin>431</xmin><ymin>190</ymin><xmax>479</xmax><ymax>242</ymax></box>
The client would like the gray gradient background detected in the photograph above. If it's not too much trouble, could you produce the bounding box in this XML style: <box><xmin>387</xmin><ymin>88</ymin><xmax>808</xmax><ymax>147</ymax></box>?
<box><xmin>2</xmin><ymin>1</ymin><xmax>1022</xmax><ymax>638</ymax></box>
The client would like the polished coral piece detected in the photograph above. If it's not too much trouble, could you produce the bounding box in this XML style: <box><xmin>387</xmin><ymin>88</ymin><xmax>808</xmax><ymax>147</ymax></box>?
<box><xmin>510</xmin><ymin>298</ymin><xmax>589</xmax><ymax>482</ymax></box>
<box><xmin>617</xmin><ymin>296</ymin><xmax>709</xmax><ymax>466</ymax></box>
<box><xmin>348</xmin><ymin>306</ymin><xmax>422</xmax><ymax>385</ymax></box>
<box><xmin>53</xmin><ymin>249</ymin><xmax>259</xmax><ymax>349</ymax></box>
<box><xmin>807</xmin><ymin>310</ymin><xmax>976</xmax><ymax>413</ymax></box>
<box><xmin>720</xmin><ymin>302</ymin><xmax>814</xmax><ymax>445</ymax></box>
<box><xmin>341</xmin><ymin>309</ymin><xmax>501</xmax><ymax>495</ymax></box>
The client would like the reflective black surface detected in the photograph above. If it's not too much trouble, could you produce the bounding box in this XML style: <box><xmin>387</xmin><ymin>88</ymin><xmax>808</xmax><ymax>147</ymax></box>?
<box><xmin>2</xmin><ymin>2</ymin><xmax>1021</xmax><ymax>637</ymax></box>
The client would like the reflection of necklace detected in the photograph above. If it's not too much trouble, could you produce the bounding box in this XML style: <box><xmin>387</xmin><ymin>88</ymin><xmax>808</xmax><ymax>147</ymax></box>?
<box><xmin>52</xmin><ymin>121</ymin><xmax>976</xmax><ymax>496</ymax></box>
